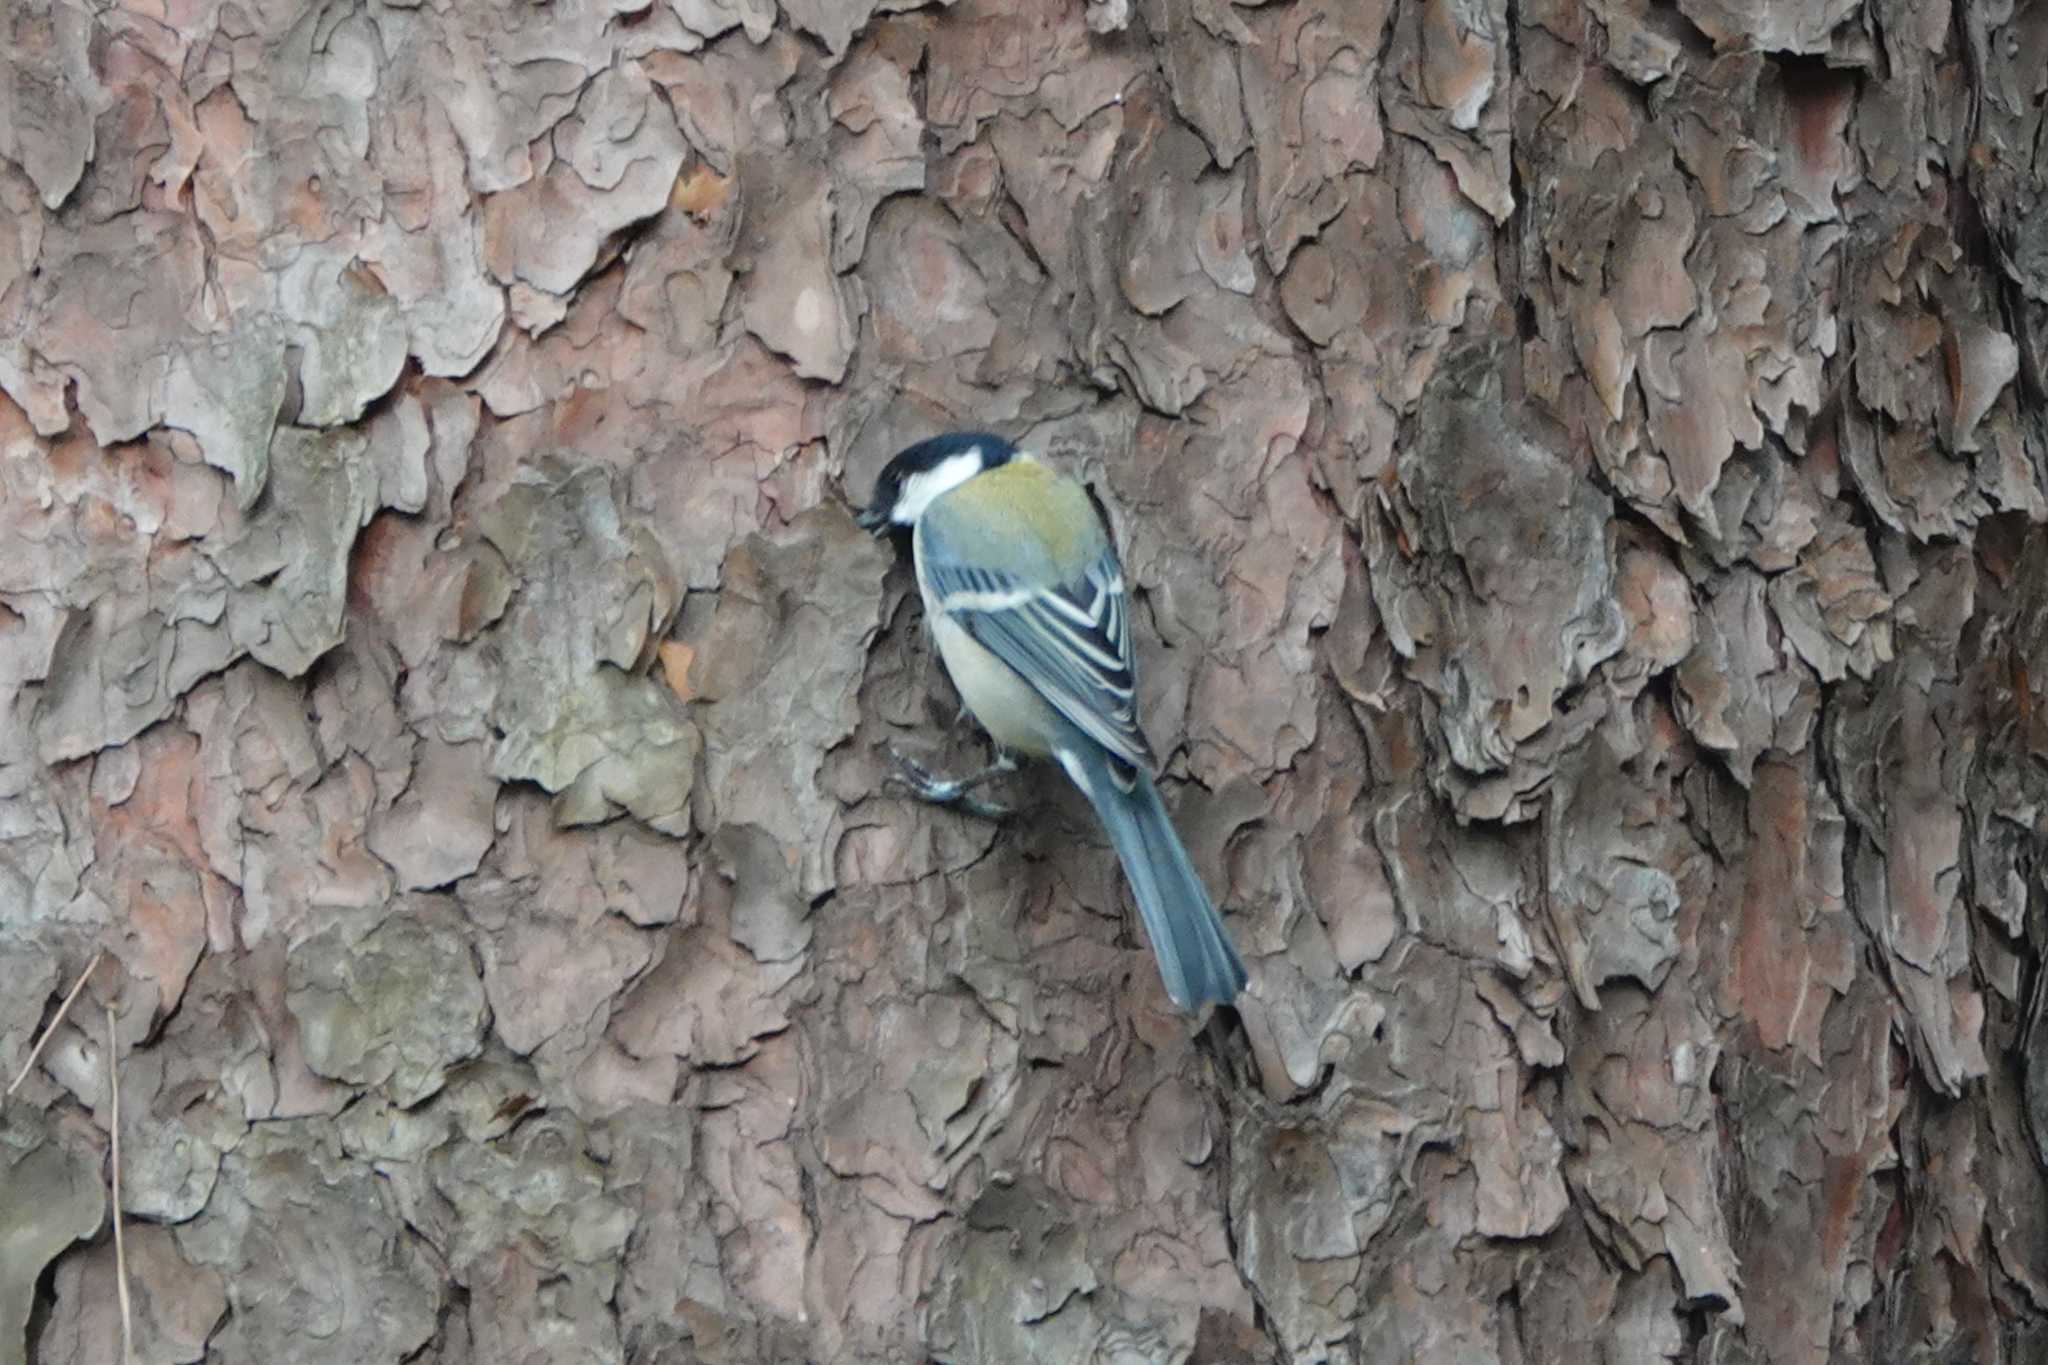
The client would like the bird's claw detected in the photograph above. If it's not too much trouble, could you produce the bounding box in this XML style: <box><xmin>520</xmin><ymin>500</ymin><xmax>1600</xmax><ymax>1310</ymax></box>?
<box><xmin>885</xmin><ymin>748</ymin><xmax>1014</xmax><ymax>820</ymax></box>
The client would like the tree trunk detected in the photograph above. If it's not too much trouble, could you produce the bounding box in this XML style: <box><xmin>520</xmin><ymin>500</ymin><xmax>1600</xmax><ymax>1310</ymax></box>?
<box><xmin>2</xmin><ymin>0</ymin><xmax>2045</xmax><ymax>1361</ymax></box>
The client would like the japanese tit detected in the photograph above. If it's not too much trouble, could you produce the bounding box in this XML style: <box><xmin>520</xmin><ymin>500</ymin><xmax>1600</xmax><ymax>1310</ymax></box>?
<box><xmin>859</xmin><ymin>431</ymin><xmax>1248</xmax><ymax>1012</ymax></box>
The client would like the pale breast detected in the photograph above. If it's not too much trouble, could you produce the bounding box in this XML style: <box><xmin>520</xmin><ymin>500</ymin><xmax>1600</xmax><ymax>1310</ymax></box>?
<box><xmin>925</xmin><ymin>607</ymin><xmax>1061</xmax><ymax>757</ymax></box>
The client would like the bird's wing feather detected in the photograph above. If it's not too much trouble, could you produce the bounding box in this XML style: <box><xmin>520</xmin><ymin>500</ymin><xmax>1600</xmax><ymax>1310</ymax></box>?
<box><xmin>921</xmin><ymin>545</ymin><xmax>1154</xmax><ymax>772</ymax></box>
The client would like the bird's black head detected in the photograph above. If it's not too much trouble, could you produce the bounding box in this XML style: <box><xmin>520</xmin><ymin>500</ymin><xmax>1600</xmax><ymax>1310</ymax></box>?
<box><xmin>857</xmin><ymin>431</ymin><xmax>1018</xmax><ymax>534</ymax></box>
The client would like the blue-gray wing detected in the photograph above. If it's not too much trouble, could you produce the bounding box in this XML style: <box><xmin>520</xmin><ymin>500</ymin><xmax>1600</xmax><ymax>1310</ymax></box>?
<box><xmin>921</xmin><ymin>545</ymin><xmax>1154</xmax><ymax>772</ymax></box>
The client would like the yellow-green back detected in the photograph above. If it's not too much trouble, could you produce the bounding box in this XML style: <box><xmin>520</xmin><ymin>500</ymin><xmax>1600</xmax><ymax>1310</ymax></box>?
<box><xmin>924</xmin><ymin>455</ymin><xmax>1110</xmax><ymax>581</ymax></box>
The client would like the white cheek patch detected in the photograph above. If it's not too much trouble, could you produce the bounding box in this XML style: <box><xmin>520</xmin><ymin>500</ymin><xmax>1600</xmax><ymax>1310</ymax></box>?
<box><xmin>893</xmin><ymin>450</ymin><xmax>986</xmax><ymax>524</ymax></box>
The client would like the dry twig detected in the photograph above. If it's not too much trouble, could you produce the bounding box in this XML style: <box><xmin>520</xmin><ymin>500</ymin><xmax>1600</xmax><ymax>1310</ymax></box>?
<box><xmin>5</xmin><ymin>948</ymin><xmax>105</xmax><ymax>1097</ymax></box>
<box><xmin>108</xmin><ymin>1003</ymin><xmax>135</xmax><ymax>1365</ymax></box>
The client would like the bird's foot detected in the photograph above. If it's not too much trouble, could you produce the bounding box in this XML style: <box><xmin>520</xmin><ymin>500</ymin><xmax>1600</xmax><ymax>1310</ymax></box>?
<box><xmin>885</xmin><ymin>747</ymin><xmax>1017</xmax><ymax>820</ymax></box>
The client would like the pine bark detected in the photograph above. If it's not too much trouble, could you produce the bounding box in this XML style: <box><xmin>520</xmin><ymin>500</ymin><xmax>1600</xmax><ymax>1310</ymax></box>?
<box><xmin>2</xmin><ymin>0</ymin><xmax>2045</xmax><ymax>1361</ymax></box>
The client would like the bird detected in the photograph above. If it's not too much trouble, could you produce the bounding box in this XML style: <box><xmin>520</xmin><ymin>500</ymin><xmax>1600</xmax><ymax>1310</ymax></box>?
<box><xmin>858</xmin><ymin>430</ymin><xmax>1248</xmax><ymax>1012</ymax></box>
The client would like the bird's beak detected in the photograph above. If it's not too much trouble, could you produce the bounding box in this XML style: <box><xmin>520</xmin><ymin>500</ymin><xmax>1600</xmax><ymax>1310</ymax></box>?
<box><xmin>856</xmin><ymin>506</ymin><xmax>889</xmax><ymax>535</ymax></box>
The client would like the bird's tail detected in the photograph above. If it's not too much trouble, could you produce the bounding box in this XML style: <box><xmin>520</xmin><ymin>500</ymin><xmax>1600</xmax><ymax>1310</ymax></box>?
<box><xmin>1056</xmin><ymin>743</ymin><xmax>1248</xmax><ymax>1011</ymax></box>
